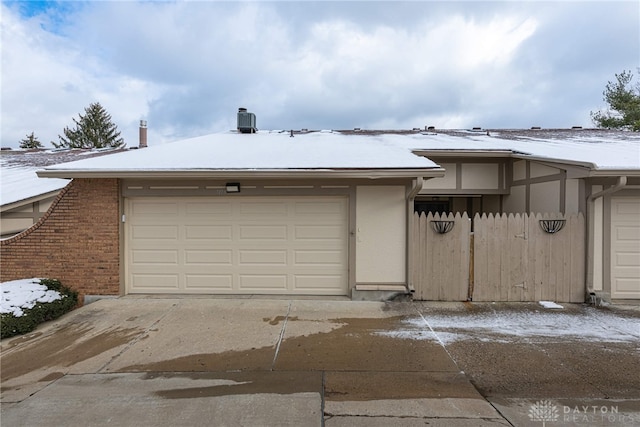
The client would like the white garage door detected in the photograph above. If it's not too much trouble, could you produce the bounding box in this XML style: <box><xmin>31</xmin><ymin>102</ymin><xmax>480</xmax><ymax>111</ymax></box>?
<box><xmin>125</xmin><ymin>196</ymin><xmax>349</xmax><ymax>295</ymax></box>
<box><xmin>611</xmin><ymin>197</ymin><xmax>640</xmax><ymax>299</ymax></box>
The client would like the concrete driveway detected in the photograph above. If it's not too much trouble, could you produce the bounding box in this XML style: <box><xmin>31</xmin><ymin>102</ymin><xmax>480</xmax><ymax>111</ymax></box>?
<box><xmin>1</xmin><ymin>298</ymin><xmax>639</xmax><ymax>427</ymax></box>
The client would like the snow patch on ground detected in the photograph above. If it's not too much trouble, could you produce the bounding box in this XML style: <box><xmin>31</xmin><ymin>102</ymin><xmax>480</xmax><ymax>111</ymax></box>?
<box><xmin>377</xmin><ymin>309</ymin><xmax>640</xmax><ymax>344</ymax></box>
<box><xmin>0</xmin><ymin>278</ymin><xmax>63</xmax><ymax>317</ymax></box>
<box><xmin>539</xmin><ymin>301</ymin><xmax>563</xmax><ymax>309</ymax></box>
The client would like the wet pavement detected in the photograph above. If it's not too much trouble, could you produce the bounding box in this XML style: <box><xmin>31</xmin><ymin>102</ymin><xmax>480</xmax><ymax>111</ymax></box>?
<box><xmin>1</xmin><ymin>298</ymin><xmax>639</xmax><ymax>426</ymax></box>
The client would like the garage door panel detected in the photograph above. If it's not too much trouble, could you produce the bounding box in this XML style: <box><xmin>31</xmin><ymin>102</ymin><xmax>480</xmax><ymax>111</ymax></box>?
<box><xmin>294</xmin><ymin>275</ymin><xmax>344</xmax><ymax>291</ymax></box>
<box><xmin>239</xmin><ymin>225</ymin><xmax>288</xmax><ymax>240</ymax></box>
<box><xmin>184</xmin><ymin>250</ymin><xmax>232</xmax><ymax>265</ymax></box>
<box><xmin>611</xmin><ymin>198</ymin><xmax>640</xmax><ymax>299</ymax></box>
<box><xmin>294</xmin><ymin>250</ymin><xmax>343</xmax><ymax>265</ymax></box>
<box><xmin>132</xmin><ymin>225</ymin><xmax>178</xmax><ymax>239</ymax></box>
<box><xmin>615</xmin><ymin>226</ymin><xmax>640</xmax><ymax>241</ymax></box>
<box><xmin>239</xmin><ymin>250</ymin><xmax>287</xmax><ymax>265</ymax></box>
<box><xmin>239</xmin><ymin>275</ymin><xmax>288</xmax><ymax>290</ymax></box>
<box><xmin>127</xmin><ymin>196</ymin><xmax>348</xmax><ymax>295</ymax></box>
<box><xmin>617</xmin><ymin>252</ymin><xmax>639</xmax><ymax>266</ymax></box>
<box><xmin>185</xmin><ymin>225</ymin><xmax>232</xmax><ymax>240</ymax></box>
<box><xmin>294</xmin><ymin>200</ymin><xmax>345</xmax><ymax>214</ymax></box>
<box><xmin>185</xmin><ymin>274</ymin><xmax>233</xmax><ymax>290</ymax></box>
<box><xmin>132</xmin><ymin>274</ymin><xmax>179</xmax><ymax>289</ymax></box>
<box><xmin>132</xmin><ymin>250</ymin><xmax>178</xmax><ymax>265</ymax></box>
<box><xmin>295</xmin><ymin>225</ymin><xmax>343</xmax><ymax>240</ymax></box>
<box><xmin>131</xmin><ymin>201</ymin><xmax>179</xmax><ymax>216</ymax></box>
<box><xmin>615</xmin><ymin>277</ymin><xmax>640</xmax><ymax>292</ymax></box>
<box><xmin>185</xmin><ymin>201</ymin><xmax>232</xmax><ymax>215</ymax></box>
<box><xmin>239</xmin><ymin>201</ymin><xmax>288</xmax><ymax>215</ymax></box>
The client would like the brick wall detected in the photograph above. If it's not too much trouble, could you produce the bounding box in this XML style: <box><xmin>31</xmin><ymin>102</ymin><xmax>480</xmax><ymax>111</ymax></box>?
<box><xmin>1</xmin><ymin>179</ymin><xmax>120</xmax><ymax>300</ymax></box>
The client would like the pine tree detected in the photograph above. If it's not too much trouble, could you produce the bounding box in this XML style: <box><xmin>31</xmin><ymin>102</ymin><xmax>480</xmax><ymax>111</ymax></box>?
<box><xmin>19</xmin><ymin>132</ymin><xmax>44</xmax><ymax>149</ymax></box>
<box><xmin>53</xmin><ymin>102</ymin><xmax>125</xmax><ymax>149</ymax></box>
<box><xmin>591</xmin><ymin>70</ymin><xmax>640</xmax><ymax>131</ymax></box>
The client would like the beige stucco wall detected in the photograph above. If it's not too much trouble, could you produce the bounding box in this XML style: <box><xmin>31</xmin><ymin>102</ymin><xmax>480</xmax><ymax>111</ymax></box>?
<box><xmin>565</xmin><ymin>179</ymin><xmax>580</xmax><ymax>214</ymax></box>
<box><xmin>483</xmin><ymin>195</ymin><xmax>501</xmax><ymax>213</ymax></box>
<box><xmin>421</xmin><ymin>163</ymin><xmax>456</xmax><ymax>190</ymax></box>
<box><xmin>530</xmin><ymin>162</ymin><xmax>560</xmax><ymax>178</ymax></box>
<box><xmin>461</xmin><ymin>163</ymin><xmax>500</xmax><ymax>190</ymax></box>
<box><xmin>1</xmin><ymin>195</ymin><xmax>59</xmax><ymax>237</ymax></box>
<box><xmin>356</xmin><ymin>185</ymin><xmax>406</xmax><ymax>284</ymax></box>
<box><xmin>513</xmin><ymin>160</ymin><xmax>526</xmax><ymax>181</ymax></box>
<box><xmin>530</xmin><ymin>181</ymin><xmax>561</xmax><ymax>213</ymax></box>
<box><xmin>1</xmin><ymin>218</ymin><xmax>34</xmax><ymax>237</ymax></box>
<box><xmin>503</xmin><ymin>185</ymin><xmax>526</xmax><ymax>213</ymax></box>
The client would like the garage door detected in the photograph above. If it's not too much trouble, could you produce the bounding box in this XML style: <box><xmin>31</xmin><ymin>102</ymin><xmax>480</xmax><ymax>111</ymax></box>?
<box><xmin>611</xmin><ymin>197</ymin><xmax>640</xmax><ymax>299</ymax></box>
<box><xmin>125</xmin><ymin>196</ymin><xmax>349</xmax><ymax>295</ymax></box>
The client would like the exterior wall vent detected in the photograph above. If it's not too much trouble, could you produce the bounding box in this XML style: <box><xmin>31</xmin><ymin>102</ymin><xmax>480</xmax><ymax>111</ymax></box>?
<box><xmin>237</xmin><ymin>108</ymin><xmax>257</xmax><ymax>133</ymax></box>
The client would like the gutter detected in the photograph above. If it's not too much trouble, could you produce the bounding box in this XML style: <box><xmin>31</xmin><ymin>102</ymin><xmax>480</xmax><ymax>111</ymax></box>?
<box><xmin>406</xmin><ymin>177</ymin><xmax>424</xmax><ymax>295</ymax></box>
<box><xmin>585</xmin><ymin>176</ymin><xmax>627</xmax><ymax>296</ymax></box>
<box><xmin>36</xmin><ymin>168</ymin><xmax>445</xmax><ymax>180</ymax></box>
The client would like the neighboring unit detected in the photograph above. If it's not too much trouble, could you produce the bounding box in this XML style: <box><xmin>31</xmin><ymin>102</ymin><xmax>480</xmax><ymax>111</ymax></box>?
<box><xmin>0</xmin><ymin>148</ymin><xmax>124</xmax><ymax>238</ymax></box>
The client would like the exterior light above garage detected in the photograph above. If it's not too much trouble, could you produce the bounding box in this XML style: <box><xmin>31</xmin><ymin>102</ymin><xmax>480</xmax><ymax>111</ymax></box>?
<box><xmin>225</xmin><ymin>182</ymin><xmax>241</xmax><ymax>193</ymax></box>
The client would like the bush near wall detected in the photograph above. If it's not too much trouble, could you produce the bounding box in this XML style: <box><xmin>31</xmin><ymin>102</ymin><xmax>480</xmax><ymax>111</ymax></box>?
<box><xmin>1</xmin><ymin>279</ymin><xmax>78</xmax><ymax>339</ymax></box>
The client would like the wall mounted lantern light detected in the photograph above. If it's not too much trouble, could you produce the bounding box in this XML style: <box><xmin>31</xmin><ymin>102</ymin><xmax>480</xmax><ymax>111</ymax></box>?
<box><xmin>430</xmin><ymin>220</ymin><xmax>455</xmax><ymax>234</ymax></box>
<box><xmin>225</xmin><ymin>182</ymin><xmax>241</xmax><ymax>193</ymax></box>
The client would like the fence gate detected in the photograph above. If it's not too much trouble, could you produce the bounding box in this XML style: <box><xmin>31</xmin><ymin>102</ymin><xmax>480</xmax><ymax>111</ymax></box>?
<box><xmin>411</xmin><ymin>212</ymin><xmax>585</xmax><ymax>302</ymax></box>
<box><xmin>411</xmin><ymin>212</ymin><xmax>470</xmax><ymax>301</ymax></box>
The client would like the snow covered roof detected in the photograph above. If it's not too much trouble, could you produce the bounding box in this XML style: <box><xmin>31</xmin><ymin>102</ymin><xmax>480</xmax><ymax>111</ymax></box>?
<box><xmin>37</xmin><ymin>131</ymin><xmax>443</xmax><ymax>179</ymax></box>
<box><xmin>35</xmin><ymin>128</ymin><xmax>640</xmax><ymax>180</ymax></box>
<box><xmin>402</xmin><ymin>128</ymin><xmax>640</xmax><ymax>172</ymax></box>
<box><xmin>1</xmin><ymin>148</ymin><xmax>125</xmax><ymax>208</ymax></box>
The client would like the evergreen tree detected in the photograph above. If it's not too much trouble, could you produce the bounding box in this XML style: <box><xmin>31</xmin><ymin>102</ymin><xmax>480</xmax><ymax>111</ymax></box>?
<box><xmin>19</xmin><ymin>132</ymin><xmax>44</xmax><ymax>149</ymax></box>
<box><xmin>591</xmin><ymin>70</ymin><xmax>640</xmax><ymax>131</ymax></box>
<box><xmin>53</xmin><ymin>102</ymin><xmax>125</xmax><ymax>148</ymax></box>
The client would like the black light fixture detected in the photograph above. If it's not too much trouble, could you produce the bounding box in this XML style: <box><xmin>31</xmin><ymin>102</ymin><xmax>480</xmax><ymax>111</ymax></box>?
<box><xmin>225</xmin><ymin>182</ymin><xmax>241</xmax><ymax>193</ymax></box>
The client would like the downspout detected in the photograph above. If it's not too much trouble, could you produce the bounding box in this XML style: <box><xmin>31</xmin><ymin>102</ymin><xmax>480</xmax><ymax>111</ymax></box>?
<box><xmin>586</xmin><ymin>176</ymin><xmax>627</xmax><ymax>297</ymax></box>
<box><xmin>406</xmin><ymin>177</ymin><xmax>424</xmax><ymax>295</ymax></box>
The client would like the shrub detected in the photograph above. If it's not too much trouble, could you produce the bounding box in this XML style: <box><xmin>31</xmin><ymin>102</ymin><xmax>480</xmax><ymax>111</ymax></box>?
<box><xmin>1</xmin><ymin>279</ymin><xmax>78</xmax><ymax>339</ymax></box>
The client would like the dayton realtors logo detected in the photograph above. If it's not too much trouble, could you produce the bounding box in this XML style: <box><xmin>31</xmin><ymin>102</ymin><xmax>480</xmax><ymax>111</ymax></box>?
<box><xmin>529</xmin><ymin>400</ymin><xmax>559</xmax><ymax>426</ymax></box>
<box><xmin>529</xmin><ymin>400</ymin><xmax>637</xmax><ymax>425</ymax></box>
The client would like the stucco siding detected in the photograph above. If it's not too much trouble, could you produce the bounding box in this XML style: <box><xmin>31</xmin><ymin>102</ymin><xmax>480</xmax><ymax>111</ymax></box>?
<box><xmin>356</xmin><ymin>185</ymin><xmax>406</xmax><ymax>284</ymax></box>
<box><xmin>513</xmin><ymin>160</ymin><xmax>526</xmax><ymax>181</ymax></box>
<box><xmin>530</xmin><ymin>162</ymin><xmax>561</xmax><ymax>178</ymax></box>
<box><xmin>503</xmin><ymin>185</ymin><xmax>526</xmax><ymax>213</ymax></box>
<box><xmin>530</xmin><ymin>181</ymin><xmax>561</xmax><ymax>213</ymax></box>
<box><xmin>421</xmin><ymin>163</ymin><xmax>456</xmax><ymax>190</ymax></box>
<box><xmin>565</xmin><ymin>179</ymin><xmax>580</xmax><ymax>214</ymax></box>
<box><xmin>461</xmin><ymin>163</ymin><xmax>499</xmax><ymax>190</ymax></box>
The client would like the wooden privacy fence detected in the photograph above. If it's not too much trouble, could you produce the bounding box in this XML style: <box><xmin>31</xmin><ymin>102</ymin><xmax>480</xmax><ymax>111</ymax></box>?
<box><xmin>411</xmin><ymin>212</ymin><xmax>471</xmax><ymax>301</ymax></box>
<box><xmin>411</xmin><ymin>212</ymin><xmax>586</xmax><ymax>302</ymax></box>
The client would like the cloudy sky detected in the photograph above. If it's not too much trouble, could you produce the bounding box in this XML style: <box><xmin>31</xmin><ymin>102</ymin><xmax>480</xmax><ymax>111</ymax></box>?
<box><xmin>1</xmin><ymin>1</ymin><xmax>638</xmax><ymax>148</ymax></box>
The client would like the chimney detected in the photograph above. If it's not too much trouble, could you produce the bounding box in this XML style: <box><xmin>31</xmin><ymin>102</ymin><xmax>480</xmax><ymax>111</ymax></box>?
<box><xmin>139</xmin><ymin>120</ymin><xmax>148</xmax><ymax>148</ymax></box>
<box><xmin>237</xmin><ymin>108</ymin><xmax>257</xmax><ymax>133</ymax></box>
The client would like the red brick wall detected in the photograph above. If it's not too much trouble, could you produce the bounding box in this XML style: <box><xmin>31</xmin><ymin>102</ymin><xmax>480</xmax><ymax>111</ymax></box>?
<box><xmin>1</xmin><ymin>179</ymin><xmax>120</xmax><ymax>299</ymax></box>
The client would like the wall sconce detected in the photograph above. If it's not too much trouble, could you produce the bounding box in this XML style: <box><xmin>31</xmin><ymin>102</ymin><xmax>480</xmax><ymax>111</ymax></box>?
<box><xmin>430</xmin><ymin>220</ymin><xmax>455</xmax><ymax>234</ymax></box>
<box><xmin>539</xmin><ymin>219</ymin><xmax>565</xmax><ymax>234</ymax></box>
<box><xmin>225</xmin><ymin>182</ymin><xmax>241</xmax><ymax>193</ymax></box>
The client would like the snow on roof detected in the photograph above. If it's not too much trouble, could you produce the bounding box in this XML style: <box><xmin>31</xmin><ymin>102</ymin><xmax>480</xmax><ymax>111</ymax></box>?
<box><xmin>40</xmin><ymin>131</ymin><xmax>440</xmax><ymax>172</ymax></box>
<box><xmin>0</xmin><ymin>149</ymin><xmax>125</xmax><ymax>207</ymax></box>
<box><xmin>402</xmin><ymin>129</ymin><xmax>640</xmax><ymax>170</ymax></box>
<box><xmin>34</xmin><ymin>129</ymin><xmax>640</xmax><ymax>178</ymax></box>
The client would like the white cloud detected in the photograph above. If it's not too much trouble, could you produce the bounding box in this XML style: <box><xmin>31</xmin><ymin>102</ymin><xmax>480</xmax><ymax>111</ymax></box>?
<box><xmin>1</xmin><ymin>1</ymin><xmax>638</xmax><ymax>148</ymax></box>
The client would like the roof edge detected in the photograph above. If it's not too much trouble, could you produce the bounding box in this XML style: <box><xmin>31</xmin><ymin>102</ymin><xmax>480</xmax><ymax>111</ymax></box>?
<box><xmin>37</xmin><ymin>168</ymin><xmax>446</xmax><ymax>180</ymax></box>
